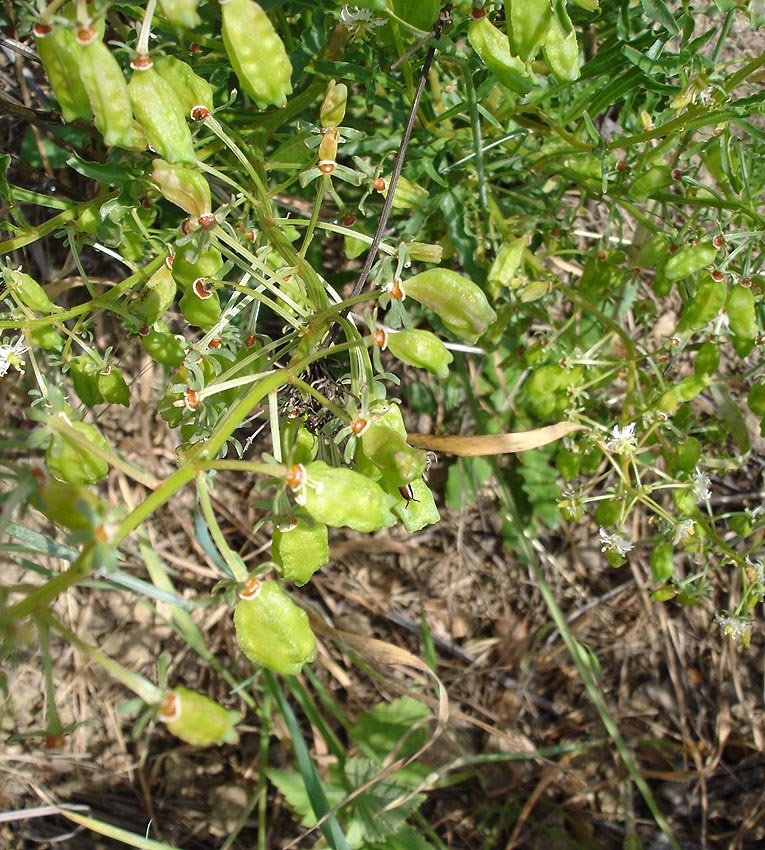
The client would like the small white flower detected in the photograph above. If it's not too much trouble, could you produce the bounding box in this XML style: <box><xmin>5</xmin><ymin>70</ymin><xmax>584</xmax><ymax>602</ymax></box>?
<box><xmin>714</xmin><ymin>611</ymin><xmax>752</xmax><ymax>643</ymax></box>
<box><xmin>599</xmin><ymin>527</ymin><xmax>633</xmax><ymax>556</ymax></box>
<box><xmin>0</xmin><ymin>336</ymin><xmax>29</xmax><ymax>377</ymax></box>
<box><xmin>606</xmin><ymin>422</ymin><xmax>637</xmax><ymax>454</ymax></box>
<box><xmin>672</xmin><ymin>519</ymin><xmax>695</xmax><ymax>545</ymax></box>
<box><xmin>750</xmin><ymin>506</ymin><xmax>764</xmax><ymax>520</ymax></box>
<box><xmin>692</xmin><ymin>468</ymin><xmax>712</xmax><ymax>503</ymax></box>
<box><xmin>340</xmin><ymin>6</ymin><xmax>385</xmax><ymax>39</ymax></box>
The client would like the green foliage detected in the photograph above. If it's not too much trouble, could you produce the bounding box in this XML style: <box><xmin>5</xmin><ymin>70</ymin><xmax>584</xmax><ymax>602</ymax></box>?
<box><xmin>3</xmin><ymin>0</ymin><xmax>765</xmax><ymax>845</ymax></box>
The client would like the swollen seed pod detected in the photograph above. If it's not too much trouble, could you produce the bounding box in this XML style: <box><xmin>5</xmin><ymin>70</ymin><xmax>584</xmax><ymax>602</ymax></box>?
<box><xmin>468</xmin><ymin>11</ymin><xmax>534</xmax><ymax>96</ymax></box>
<box><xmin>30</xmin><ymin>466</ymin><xmax>104</xmax><ymax>532</ymax></box>
<box><xmin>159</xmin><ymin>687</ymin><xmax>240</xmax><ymax>747</ymax></box>
<box><xmin>390</xmin><ymin>477</ymin><xmax>440</xmax><ymax>533</ymax></box>
<box><xmin>98</xmin><ymin>365</ymin><xmax>130</xmax><ymax>406</ymax></box>
<box><xmin>726</xmin><ymin>283</ymin><xmax>757</xmax><ymax>340</ymax></box>
<box><xmin>272</xmin><ymin>516</ymin><xmax>329</xmax><ymax>586</ymax></box>
<box><xmin>234</xmin><ymin>578</ymin><xmax>317</xmax><ymax>675</ymax></box>
<box><xmin>46</xmin><ymin>419</ymin><xmax>110</xmax><ymax>485</ymax></box>
<box><xmin>129</xmin><ymin>56</ymin><xmax>196</xmax><ymax>163</ymax></box>
<box><xmin>673</xmin><ymin>273</ymin><xmax>727</xmax><ymax>337</ymax></box>
<box><xmin>319</xmin><ymin>79</ymin><xmax>347</xmax><ymax>128</ymax></box>
<box><xmin>664</xmin><ymin>241</ymin><xmax>718</xmax><ymax>282</ymax></box>
<box><xmin>404</xmin><ymin>269</ymin><xmax>497</xmax><ymax>343</ymax></box>
<box><xmin>33</xmin><ymin>22</ymin><xmax>92</xmax><ymax>122</ymax></box>
<box><xmin>541</xmin><ymin>7</ymin><xmax>580</xmax><ymax>82</ymax></box>
<box><xmin>68</xmin><ymin>355</ymin><xmax>104</xmax><ymax>408</ymax></box>
<box><xmin>139</xmin><ymin>322</ymin><xmax>186</xmax><ymax>367</ymax></box>
<box><xmin>172</xmin><ymin>243</ymin><xmax>223</xmax><ymax>290</ymax></box>
<box><xmin>158</xmin><ymin>0</ymin><xmax>202</xmax><ymax>29</ymax></box>
<box><xmin>360</xmin><ymin>420</ymin><xmax>427</xmax><ymax>487</ymax></box>
<box><xmin>178</xmin><ymin>279</ymin><xmax>222</xmax><ymax>330</ymax></box>
<box><xmin>220</xmin><ymin>0</ymin><xmax>293</xmax><ymax>110</ymax></box>
<box><xmin>151</xmin><ymin>159</ymin><xmax>211</xmax><ymax>217</ymax></box>
<box><xmin>154</xmin><ymin>55</ymin><xmax>213</xmax><ymax>116</ymax></box>
<box><xmin>384</xmin><ymin>328</ymin><xmax>453</xmax><ymax>380</ymax></box>
<box><xmin>505</xmin><ymin>0</ymin><xmax>552</xmax><ymax>62</ymax></box>
<box><xmin>133</xmin><ymin>262</ymin><xmax>177</xmax><ymax>325</ymax></box>
<box><xmin>5</xmin><ymin>269</ymin><xmax>60</xmax><ymax>313</ymax></box>
<box><xmin>288</xmin><ymin>461</ymin><xmax>397</xmax><ymax>532</ymax></box>
<box><xmin>76</xmin><ymin>26</ymin><xmax>135</xmax><ymax>148</ymax></box>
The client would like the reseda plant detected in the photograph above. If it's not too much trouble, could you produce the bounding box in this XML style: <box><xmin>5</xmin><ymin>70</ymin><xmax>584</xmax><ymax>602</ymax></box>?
<box><xmin>3</xmin><ymin>4</ymin><xmax>765</xmax><ymax>844</ymax></box>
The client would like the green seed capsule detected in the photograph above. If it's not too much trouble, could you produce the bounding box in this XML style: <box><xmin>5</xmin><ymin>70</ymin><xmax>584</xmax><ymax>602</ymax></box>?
<box><xmin>129</xmin><ymin>56</ymin><xmax>196</xmax><ymax>163</ymax></box>
<box><xmin>98</xmin><ymin>365</ymin><xmax>130</xmax><ymax>406</ymax></box>
<box><xmin>272</xmin><ymin>516</ymin><xmax>329</xmax><ymax>586</ymax></box>
<box><xmin>505</xmin><ymin>0</ymin><xmax>552</xmax><ymax>62</ymax></box>
<box><xmin>403</xmin><ymin>269</ymin><xmax>496</xmax><ymax>344</ymax></box>
<box><xmin>488</xmin><ymin>235</ymin><xmax>529</xmax><ymax>294</ymax></box>
<box><xmin>33</xmin><ymin>22</ymin><xmax>91</xmax><ymax>122</ymax></box>
<box><xmin>541</xmin><ymin>6</ymin><xmax>580</xmax><ymax>81</ymax></box>
<box><xmin>133</xmin><ymin>262</ymin><xmax>177</xmax><ymax>325</ymax></box>
<box><xmin>234</xmin><ymin>578</ymin><xmax>317</xmax><ymax>675</ymax></box>
<box><xmin>664</xmin><ymin>242</ymin><xmax>718</xmax><ymax>282</ymax></box>
<box><xmin>220</xmin><ymin>0</ymin><xmax>293</xmax><ymax>110</ymax></box>
<box><xmin>748</xmin><ymin>381</ymin><xmax>765</xmax><ymax>416</ymax></box>
<box><xmin>158</xmin><ymin>0</ymin><xmax>202</xmax><ymax>29</ymax></box>
<box><xmin>154</xmin><ymin>55</ymin><xmax>213</xmax><ymax>116</ymax></box>
<box><xmin>76</xmin><ymin>26</ymin><xmax>135</xmax><ymax>149</ymax></box>
<box><xmin>287</xmin><ymin>462</ymin><xmax>397</xmax><ymax>532</ymax></box>
<box><xmin>390</xmin><ymin>0</ymin><xmax>440</xmax><ymax>31</ymax></box>
<box><xmin>319</xmin><ymin>79</ymin><xmax>347</xmax><ymax>129</ymax></box>
<box><xmin>384</xmin><ymin>328</ymin><xmax>454</xmax><ymax>380</ymax></box>
<box><xmin>385</xmin><ymin>175</ymin><xmax>429</xmax><ymax>211</ymax></box>
<box><xmin>172</xmin><ymin>243</ymin><xmax>223</xmax><ymax>290</ymax></box>
<box><xmin>159</xmin><ymin>687</ymin><xmax>240</xmax><ymax>747</ymax></box>
<box><xmin>694</xmin><ymin>341</ymin><xmax>719</xmax><ymax>376</ymax></box>
<box><xmin>629</xmin><ymin>166</ymin><xmax>673</xmax><ymax>202</ymax></box>
<box><xmin>46</xmin><ymin>418</ymin><xmax>110</xmax><ymax>485</ymax></box>
<box><xmin>30</xmin><ymin>466</ymin><xmax>104</xmax><ymax>532</ymax></box>
<box><xmin>139</xmin><ymin>322</ymin><xmax>186</xmax><ymax>367</ymax></box>
<box><xmin>4</xmin><ymin>269</ymin><xmax>60</xmax><ymax>313</ymax></box>
<box><xmin>152</xmin><ymin>159</ymin><xmax>211</xmax><ymax>217</ymax></box>
<box><xmin>467</xmin><ymin>12</ymin><xmax>534</xmax><ymax>95</ymax></box>
<box><xmin>360</xmin><ymin>419</ymin><xmax>427</xmax><ymax>487</ymax></box>
<box><xmin>726</xmin><ymin>283</ymin><xmax>757</xmax><ymax>340</ymax></box>
<box><xmin>674</xmin><ymin>273</ymin><xmax>727</xmax><ymax>337</ymax></box>
<box><xmin>178</xmin><ymin>279</ymin><xmax>221</xmax><ymax>330</ymax></box>
<box><xmin>68</xmin><ymin>355</ymin><xmax>104</xmax><ymax>408</ymax></box>
<box><xmin>390</xmin><ymin>477</ymin><xmax>440</xmax><ymax>533</ymax></box>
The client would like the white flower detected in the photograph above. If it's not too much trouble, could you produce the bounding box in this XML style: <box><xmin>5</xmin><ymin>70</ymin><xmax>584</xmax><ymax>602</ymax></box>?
<box><xmin>692</xmin><ymin>468</ymin><xmax>711</xmax><ymax>503</ymax></box>
<box><xmin>599</xmin><ymin>527</ymin><xmax>633</xmax><ymax>556</ymax></box>
<box><xmin>606</xmin><ymin>422</ymin><xmax>637</xmax><ymax>454</ymax></box>
<box><xmin>340</xmin><ymin>6</ymin><xmax>385</xmax><ymax>39</ymax></box>
<box><xmin>0</xmin><ymin>336</ymin><xmax>29</xmax><ymax>377</ymax></box>
<box><xmin>714</xmin><ymin>611</ymin><xmax>752</xmax><ymax>643</ymax></box>
<box><xmin>672</xmin><ymin>519</ymin><xmax>695</xmax><ymax>545</ymax></box>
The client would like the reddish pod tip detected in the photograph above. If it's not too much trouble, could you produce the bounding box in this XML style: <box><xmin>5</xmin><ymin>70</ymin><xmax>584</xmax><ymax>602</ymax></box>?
<box><xmin>240</xmin><ymin>576</ymin><xmax>262</xmax><ymax>600</ymax></box>
<box><xmin>192</xmin><ymin>278</ymin><xmax>213</xmax><ymax>299</ymax></box>
<box><xmin>351</xmin><ymin>417</ymin><xmax>368</xmax><ymax>436</ymax></box>
<box><xmin>318</xmin><ymin>160</ymin><xmax>336</xmax><ymax>175</ymax></box>
<box><xmin>373</xmin><ymin>177</ymin><xmax>386</xmax><ymax>192</ymax></box>
<box><xmin>198</xmin><ymin>213</ymin><xmax>215</xmax><ymax>230</ymax></box>
<box><xmin>159</xmin><ymin>691</ymin><xmax>181</xmax><ymax>722</ymax></box>
<box><xmin>131</xmin><ymin>54</ymin><xmax>153</xmax><ymax>71</ymax></box>
<box><xmin>286</xmin><ymin>464</ymin><xmax>306</xmax><ymax>491</ymax></box>
<box><xmin>190</xmin><ymin>105</ymin><xmax>209</xmax><ymax>121</ymax></box>
<box><xmin>33</xmin><ymin>22</ymin><xmax>53</xmax><ymax>37</ymax></box>
<box><xmin>373</xmin><ymin>328</ymin><xmax>388</xmax><ymax>349</ymax></box>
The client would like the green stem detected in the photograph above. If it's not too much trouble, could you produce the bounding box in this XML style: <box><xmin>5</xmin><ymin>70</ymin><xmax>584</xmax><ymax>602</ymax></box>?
<box><xmin>45</xmin><ymin>611</ymin><xmax>164</xmax><ymax>705</ymax></box>
<box><xmin>195</xmin><ymin>473</ymin><xmax>248</xmax><ymax>581</ymax></box>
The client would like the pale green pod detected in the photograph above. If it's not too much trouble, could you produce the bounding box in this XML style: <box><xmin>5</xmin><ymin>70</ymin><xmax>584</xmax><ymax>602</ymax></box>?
<box><xmin>220</xmin><ymin>0</ymin><xmax>293</xmax><ymax>110</ymax></box>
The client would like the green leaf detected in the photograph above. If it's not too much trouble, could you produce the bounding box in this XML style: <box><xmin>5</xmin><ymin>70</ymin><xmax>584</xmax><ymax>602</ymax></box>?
<box><xmin>344</xmin><ymin>758</ymin><xmax>424</xmax><ymax>842</ymax></box>
<box><xmin>366</xmin><ymin>825</ymin><xmax>437</xmax><ymax>850</ymax></box>
<box><xmin>350</xmin><ymin>697</ymin><xmax>430</xmax><ymax>763</ymax></box>
<box><xmin>641</xmin><ymin>0</ymin><xmax>680</xmax><ymax>33</ymax></box>
<box><xmin>445</xmin><ymin>457</ymin><xmax>492</xmax><ymax>511</ymax></box>
<box><xmin>268</xmin><ymin>768</ymin><xmax>347</xmax><ymax>828</ymax></box>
